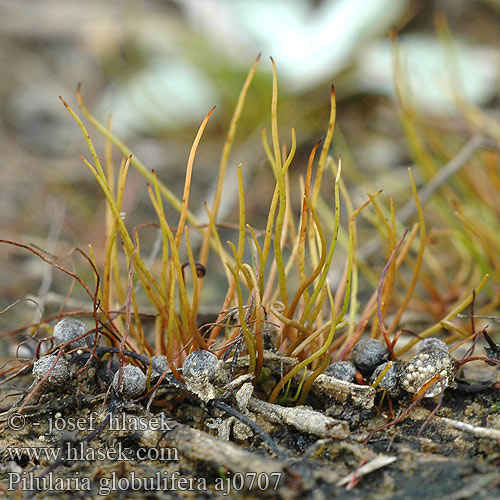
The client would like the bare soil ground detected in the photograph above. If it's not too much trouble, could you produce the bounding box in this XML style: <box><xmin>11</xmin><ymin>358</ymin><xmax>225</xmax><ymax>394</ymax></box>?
<box><xmin>0</xmin><ymin>352</ymin><xmax>498</xmax><ymax>500</ymax></box>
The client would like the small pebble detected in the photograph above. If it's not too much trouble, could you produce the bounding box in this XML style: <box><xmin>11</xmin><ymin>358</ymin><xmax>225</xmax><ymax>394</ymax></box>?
<box><xmin>351</xmin><ymin>338</ymin><xmax>389</xmax><ymax>377</ymax></box>
<box><xmin>32</xmin><ymin>355</ymin><xmax>72</xmax><ymax>388</ymax></box>
<box><xmin>400</xmin><ymin>350</ymin><xmax>456</xmax><ymax>397</ymax></box>
<box><xmin>417</xmin><ymin>338</ymin><xmax>448</xmax><ymax>354</ymax></box>
<box><xmin>182</xmin><ymin>350</ymin><xmax>221</xmax><ymax>381</ymax></box>
<box><xmin>325</xmin><ymin>361</ymin><xmax>357</xmax><ymax>383</ymax></box>
<box><xmin>112</xmin><ymin>365</ymin><xmax>146</xmax><ymax>399</ymax></box>
<box><xmin>370</xmin><ymin>361</ymin><xmax>403</xmax><ymax>398</ymax></box>
<box><xmin>53</xmin><ymin>318</ymin><xmax>93</xmax><ymax>348</ymax></box>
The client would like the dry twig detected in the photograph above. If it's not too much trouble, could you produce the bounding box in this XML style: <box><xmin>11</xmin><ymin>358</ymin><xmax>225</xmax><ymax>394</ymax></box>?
<box><xmin>440</xmin><ymin>417</ymin><xmax>500</xmax><ymax>440</ymax></box>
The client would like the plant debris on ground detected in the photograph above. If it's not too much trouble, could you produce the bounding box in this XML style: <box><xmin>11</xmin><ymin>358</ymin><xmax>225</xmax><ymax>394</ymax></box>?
<box><xmin>1</xmin><ymin>33</ymin><xmax>500</xmax><ymax>499</ymax></box>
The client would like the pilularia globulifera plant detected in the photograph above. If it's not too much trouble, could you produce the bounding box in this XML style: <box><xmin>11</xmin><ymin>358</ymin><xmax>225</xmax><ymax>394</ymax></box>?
<box><xmin>1</xmin><ymin>47</ymin><xmax>499</xmax><ymax>466</ymax></box>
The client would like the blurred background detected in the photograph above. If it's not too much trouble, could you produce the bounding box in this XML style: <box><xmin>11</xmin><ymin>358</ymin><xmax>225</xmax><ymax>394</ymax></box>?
<box><xmin>1</xmin><ymin>0</ymin><xmax>500</xmax><ymax>345</ymax></box>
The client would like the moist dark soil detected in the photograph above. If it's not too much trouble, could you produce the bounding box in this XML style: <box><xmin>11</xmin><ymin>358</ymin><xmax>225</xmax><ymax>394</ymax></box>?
<box><xmin>0</xmin><ymin>352</ymin><xmax>499</xmax><ymax>500</ymax></box>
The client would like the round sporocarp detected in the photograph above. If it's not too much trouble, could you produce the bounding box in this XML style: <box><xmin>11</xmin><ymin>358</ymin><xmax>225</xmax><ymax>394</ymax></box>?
<box><xmin>53</xmin><ymin>318</ymin><xmax>92</xmax><ymax>348</ymax></box>
<box><xmin>325</xmin><ymin>360</ymin><xmax>357</xmax><ymax>383</ymax></box>
<box><xmin>370</xmin><ymin>360</ymin><xmax>404</xmax><ymax>398</ymax></box>
<box><xmin>416</xmin><ymin>337</ymin><xmax>448</xmax><ymax>354</ymax></box>
<box><xmin>151</xmin><ymin>355</ymin><xmax>170</xmax><ymax>377</ymax></box>
<box><xmin>351</xmin><ymin>338</ymin><xmax>389</xmax><ymax>377</ymax></box>
<box><xmin>32</xmin><ymin>354</ymin><xmax>72</xmax><ymax>388</ymax></box>
<box><xmin>112</xmin><ymin>365</ymin><xmax>147</xmax><ymax>399</ymax></box>
<box><xmin>182</xmin><ymin>350</ymin><xmax>221</xmax><ymax>382</ymax></box>
<box><xmin>400</xmin><ymin>350</ymin><xmax>457</xmax><ymax>397</ymax></box>
<box><xmin>182</xmin><ymin>350</ymin><xmax>222</xmax><ymax>402</ymax></box>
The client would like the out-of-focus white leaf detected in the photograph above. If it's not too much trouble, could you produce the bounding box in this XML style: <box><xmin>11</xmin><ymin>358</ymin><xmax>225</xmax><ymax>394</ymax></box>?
<box><xmin>357</xmin><ymin>35</ymin><xmax>500</xmax><ymax>111</ymax></box>
<box><xmin>181</xmin><ymin>0</ymin><xmax>408</xmax><ymax>90</ymax></box>
<box><xmin>97</xmin><ymin>57</ymin><xmax>218</xmax><ymax>137</ymax></box>
<box><xmin>97</xmin><ymin>0</ymin><xmax>410</xmax><ymax>136</ymax></box>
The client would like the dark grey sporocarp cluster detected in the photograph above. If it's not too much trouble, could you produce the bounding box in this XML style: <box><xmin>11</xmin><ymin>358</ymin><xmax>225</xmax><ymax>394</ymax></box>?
<box><xmin>326</xmin><ymin>337</ymin><xmax>457</xmax><ymax>398</ymax></box>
